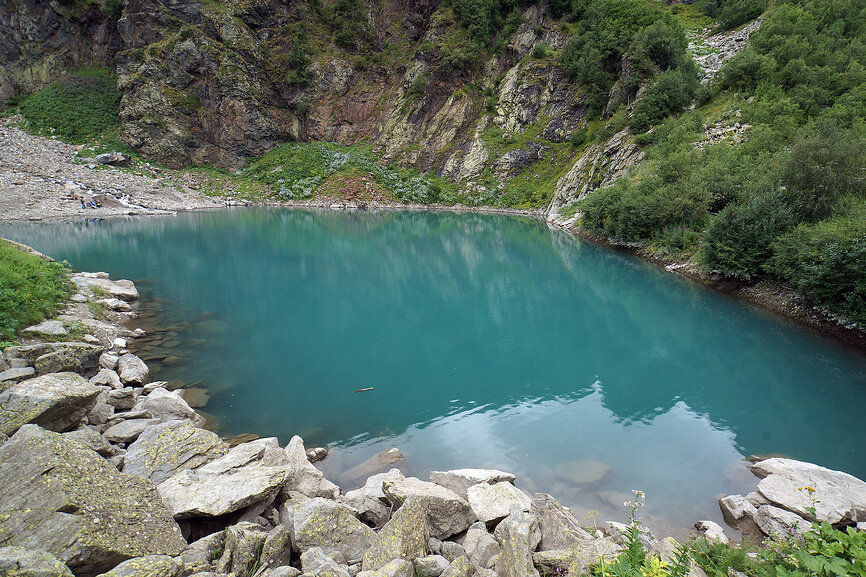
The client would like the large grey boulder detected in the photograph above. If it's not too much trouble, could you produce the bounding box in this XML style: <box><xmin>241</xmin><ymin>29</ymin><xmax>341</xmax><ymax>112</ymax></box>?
<box><xmin>751</xmin><ymin>458</ymin><xmax>866</xmax><ymax>525</ymax></box>
<box><xmin>300</xmin><ymin>546</ymin><xmax>351</xmax><ymax>577</ymax></box>
<box><xmin>275</xmin><ymin>435</ymin><xmax>340</xmax><ymax>499</ymax></box>
<box><xmin>341</xmin><ymin>469</ymin><xmax>404</xmax><ymax>527</ymax></box>
<box><xmin>135</xmin><ymin>387</ymin><xmax>204</xmax><ymax>426</ymax></box>
<box><xmin>259</xmin><ymin>525</ymin><xmax>293</xmax><ymax>573</ymax></box>
<box><xmin>34</xmin><ymin>343</ymin><xmax>104</xmax><ymax>376</ymax></box>
<box><xmin>0</xmin><ymin>367</ymin><xmax>36</xmax><ymax>387</ymax></box>
<box><xmin>3</xmin><ymin>343</ymin><xmax>64</xmax><ymax>362</ymax></box>
<box><xmin>95</xmin><ymin>555</ymin><xmax>184</xmax><ymax>577</ymax></box>
<box><xmin>719</xmin><ymin>494</ymin><xmax>758</xmax><ymax>529</ymax></box>
<box><xmin>71</xmin><ymin>275</ymin><xmax>140</xmax><ymax>301</ymax></box>
<box><xmin>531</xmin><ymin>539</ymin><xmax>623</xmax><ymax>577</ymax></box>
<box><xmin>439</xmin><ymin>556</ymin><xmax>472</xmax><ymax>577</ymax></box>
<box><xmin>0</xmin><ymin>546</ymin><xmax>74</xmax><ymax>577</ymax></box>
<box><xmin>493</xmin><ymin>509</ymin><xmax>541</xmax><ymax>577</ymax></box>
<box><xmin>753</xmin><ymin>504</ymin><xmax>813</xmax><ymax>536</ymax></box>
<box><xmin>467</xmin><ymin>482</ymin><xmax>532</xmax><ymax>523</ymax></box>
<box><xmin>292</xmin><ymin>498</ymin><xmax>376</xmax><ymax>564</ymax></box>
<box><xmin>362</xmin><ymin>496</ymin><xmax>429</xmax><ymax>571</ymax></box>
<box><xmin>215</xmin><ymin>522</ymin><xmax>268</xmax><ymax>577</ymax></box>
<box><xmin>530</xmin><ymin>493</ymin><xmax>594</xmax><ymax>550</ymax></box>
<box><xmin>413</xmin><ymin>555</ymin><xmax>450</xmax><ymax>577</ymax></box>
<box><xmin>158</xmin><ymin>462</ymin><xmax>288</xmax><ymax>519</ymax></box>
<box><xmin>22</xmin><ymin>320</ymin><xmax>68</xmax><ymax>337</ymax></box>
<box><xmin>383</xmin><ymin>476</ymin><xmax>476</xmax><ymax>540</ymax></box>
<box><xmin>103</xmin><ymin>418</ymin><xmax>156</xmax><ymax>444</ymax></box>
<box><xmin>357</xmin><ymin>559</ymin><xmax>414</xmax><ymax>577</ymax></box>
<box><xmin>179</xmin><ymin>531</ymin><xmax>225</xmax><ymax>574</ymax></box>
<box><xmin>123</xmin><ymin>420</ymin><xmax>228</xmax><ymax>484</ymax></box>
<box><xmin>90</xmin><ymin>369</ymin><xmax>123</xmax><ymax>389</ymax></box>
<box><xmin>62</xmin><ymin>426</ymin><xmax>115</xmax><ymax>456</ymax></box>
<box><xmin>429</xmin><ymin>469</ymin><xmax>516</xmax><ymax>500</ymax></box>
<box><xmin>117</xmin><ymin>354</ymin><xmax>149</xmax><ymax>386</ymax></box>
<box><xmin>463</xmin><ymin>522</ymin><xmax>499</xmax><ymax>569</ymax></box>
<box><xmin>0</xmin><ymin>425</ymin><xmax>186</xmax><ymax>575</ymax></box>
<box><xmin>0</xmin><ymin>372</ymin><xmax>101</xmax><ymax>436</ymax></box>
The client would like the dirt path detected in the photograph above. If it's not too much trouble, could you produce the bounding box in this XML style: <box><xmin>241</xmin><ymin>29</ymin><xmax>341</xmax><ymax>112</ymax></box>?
<box><xmin>0</xmin><ymin>117</ymin><xmax>224</xmax><ymax>222</ymax></box>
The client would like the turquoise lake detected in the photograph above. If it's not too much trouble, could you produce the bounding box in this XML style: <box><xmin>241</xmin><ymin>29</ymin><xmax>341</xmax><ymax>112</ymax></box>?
<box><xmin>4</xmin><ymin>208</ymin><xmax>866</xmax><ymax>536</ymax></box>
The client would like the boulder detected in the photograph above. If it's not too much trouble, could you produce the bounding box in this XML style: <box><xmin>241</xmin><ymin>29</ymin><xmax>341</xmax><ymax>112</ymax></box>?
<box><xmin>531</xmin><ymin>539</ymin><xmax>622</xmax><ymax>577</ymax></box>
<box><xmin>695</xmin><ymin>521</ymin><xmax>729</xmax><ymax>544</ymax></box>
<box><xmin>383</xmin><ymin>476</ymin><xmax>476</xmax><ymax>540</ymax></box>
<box><xmin>22</xmin><ymin>320</ymin><xmax>68</xmax><ymax>337</ymax></box>
<box><xmin>429</xmin><ymin>469</ymin><xmax>516</xmax><ymax>500</ymax></box>
<box><xmin>3</xmin><ymin>343</ymin><xmax>62</xmax><ymax>362</ymax></box>
<box><xmin>0</xmin><ymin>425</ymin><xmax>186</xmax><ymax>575</ymax></box>
<box><xmin>135</xmin><ymin>388</ymin><xmax>204</xmax><ymax>426</ymax></box>
<box><xmin>277</xmin><ymin>490</ymin><xmax>311</xmax><ymax>534</ymax></box>
<box><xmin>123</xmin><ymin>420</ymin><xmax>228</xmax><ymax>484</ymax></box>
<box><xmin>95</xmin><ymin>555</ymin><xmax>184</xmax><ymax>577</ymax></box>
<box><xmin>300</xmin><ymin>546</ymin><xmax>351</xmax><ymax>577</ymax></box>
<box><xmin>34</xmin><ymin>343</ymin><xmax>104</xmax><ymax>376</ymax></box>
<box><xmin>494</xmin><ymin>508</ymin><xmax>541</xmax><ymax>577</ymax></box>
<box><xmin>0</xmin><ymin>546</ymin><xmax>74</xmax><ymax>577</ymax></box>
<box><xmin>103</xmin><ymin>418</ymin><xmax>157</xmax><ymax>444</ymax></box>
<box><xmin>259</xmin><ymin>525</ymin><xmax>293</xmax><ymax>572</ymax></box>
<box><xmin>463</xmin><ymin>523</ymin><xmax>499</xmax><ymax>569</ymax></box>
<box><xmin>266</xmin><ymin>567</ymin><xmax>302</xmax><ymax>577</ymax></box>
<box><xmin>439</xmin><ymin>556</ymin><xmax>472</xmax><ymax>577</ymax></box>
<box><xmin>106</xmin><ymin>388</ymin><xmax>140</xmax><ymax>411</ymax></box>
<box><xmin>357</xmin><ymin>559</ymin><xmax>414</xmax><ymax>577</ymax></box>
<box><xmin>0</xmin><ymin>367</ymin><xmax>36</xmax><ymax>387</ymax></box>
<box><xmin>362</xmin><ymin>496</ymin><xmax>429</xmax><ymax>571</ymax></box>
<box><xmin>277</xmin><ymin>435</ymin><xmax>340</xmax><ymax>498</ymax></box>
<box><xmin>158</xmin><ymin>463</ymin><xmax>288</xmax><ymax>519</ymax></box>
<box><xmin>439</xmin><ymin>542</ymin><xmax>465</xmax><ymax>562</ymax></box>
<box><xmin>100</xmin><ymin>353</ymin><xmax>120</xmax><ymax>370</ymax></box>
<box><xmin>413</xmin><ymin>555</ymin><xmax>450</xmax><ymax>577</ymax></box>
<box><xmin>751</xmin><ymin>458</ymin><xmax>866</xmax><ymax>525</ymax></box>
<box><xmin>292</xmin><ymin>498</ymin><xmax>376</xmax><ymax>564</ymax></box>
<box><xmin>718</xmin><ymin>494</ymin><xmax>757</xmax><ymax>529</ymax></box>
<box><xmin>0</xmin><ymin>372</ymin><xmax>101</xmax><ymax>435</ymax></box>
<box><xmin>216</xmin><ymin>522</ymin><xmax>268</xmax><ymax>577</ymax></box>
<box><xmin>753</xmin><ymin>505</ymin><xmax>812</xmax><ymax>536</ymax></box>
<box><xmin>179</xmin><ymin>531</ymin><xmax>225</xmax><ymax>574</ymax></box>
<box><xmin>530</xmin><ymin>493</ymin><xmax>594</xmax><ymax>550</ymax></box>
<box><xmin>87</xmin><ymin>392</ymin><xmax>115</xmax><ymax>426</ymax></box>
<box><xmin>91</xmin><ymin>369</ymin><xmax>123</xmax><ymax>389</ymax></box>
<box><xmin>341</xmin><ymin>469</ymin><xmax>404</xmax><ymax>527</ymax></box>
<box><xmin>117</xmin><ymin>354</ymin><xmax>150</xmax><ymax>385</ymax></box>
<box><xmin>71</xmin><ymin>275</ymin><xmax>139</xmax><ymax>301</ymax></box>
<box><xmin>467</xmin><ymin>482</ymin><xmax>532</xmax><ymax>523</ymax></box>
<box><xmin>62</xmin><ymin>427</ymin><xmax>115</xmax><ymax>456</ymax></box>
<box><xmin>100</xmin><ymin>298</ymin><xmax>133</xmax><ymax>312</ymax></box>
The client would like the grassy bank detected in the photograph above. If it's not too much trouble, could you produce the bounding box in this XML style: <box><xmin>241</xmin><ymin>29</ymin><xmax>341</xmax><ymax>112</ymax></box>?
<box><xmin>0</xmin><ymin>241</ymin><xmax>74</xmax><ymax>346</ymax></box>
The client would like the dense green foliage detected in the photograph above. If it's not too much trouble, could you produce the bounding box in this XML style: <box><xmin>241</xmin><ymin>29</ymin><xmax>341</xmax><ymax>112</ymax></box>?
<box><xmin>0</xmin><ymin>242</ymin><xmax>73</xmax><ymax>343</ymax></box>
<box><xmin>14</xmin><ymin>66</ymin><xmax>120</xmax><ymax>144</ymax></box>
<box><xmin>698</xmin><ymin>0</ymin><xmax>766</xmax><ymax>31</ymax></box>
<box><xmin>577</xmin><ymin>0</ymin><xmax>866</xmax><ymax>323</ymax></box>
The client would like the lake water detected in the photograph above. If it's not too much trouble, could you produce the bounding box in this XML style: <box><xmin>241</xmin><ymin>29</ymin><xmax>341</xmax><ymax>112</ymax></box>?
<box><xmin>4</xmin><ymin>208</ymin><xmax>866</xmax><ymax>537</ymax></box>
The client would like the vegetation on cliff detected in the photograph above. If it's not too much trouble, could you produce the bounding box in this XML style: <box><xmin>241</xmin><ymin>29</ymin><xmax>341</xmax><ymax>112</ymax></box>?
<box><xmin>574</xmin><ymin>0</ymin><xmax>866</xmax><ymax>324</ymax></box>
<box><xmin>0</xmin><ymin>241</ymin><xmax>73</xmax><ymax>345</ymax></box>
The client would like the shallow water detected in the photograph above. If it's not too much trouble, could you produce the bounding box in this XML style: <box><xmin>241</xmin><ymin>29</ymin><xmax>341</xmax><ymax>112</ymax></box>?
<box><xmin>4</xmin><ymin>208</ymin><xmax>866</xmax><ymax>536</ymax></box>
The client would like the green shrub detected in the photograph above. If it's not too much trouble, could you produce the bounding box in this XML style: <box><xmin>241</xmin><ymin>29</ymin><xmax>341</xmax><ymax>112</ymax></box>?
<box><xmin>579</xmin><ymin>174</ymin><xmax>709</xmax><ymax>241</ymax></box>
<box><xmin>770</xmin><ymin>201</ymin><xmax>866</xmax><ymax>323</ymax></box>
<box><xmin>700</xmin><ymin>0</ymin><xmax>766</xmax><ymax>31</ymax></box>
<box><xmin>630</xmin><ymin>64</ymin><xmax>699</xmax><ymax>132</ymax></box>
<box><xmin>531</xmin><ymin>43</ymin><xmax>551</xmax><ymax>59</ymax></box>
<box><xmin>700</xmin><ymin>189</ymin><xmax>796</xmax><ymax>279</ymax></box>
<box><xmin>18</xmin><ymin>66</ymin><xmax>120</xmax><ymax>144</ymax></box>
<box><xmin>0</xmin><ymin>241</ymin><xmax>74</xmax><ymax>341</ymax></box>
<box><xmin>569</xmin><ymin>127</ymin><xmax>589</xmax><ymax>147</ymax></box>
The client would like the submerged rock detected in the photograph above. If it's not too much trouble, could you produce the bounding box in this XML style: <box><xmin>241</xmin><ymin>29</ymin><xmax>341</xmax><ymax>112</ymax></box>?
<box><xmin>0</xmin><ymin>425</ymin><xmax>186</xmax><ymax>575</ymax></box>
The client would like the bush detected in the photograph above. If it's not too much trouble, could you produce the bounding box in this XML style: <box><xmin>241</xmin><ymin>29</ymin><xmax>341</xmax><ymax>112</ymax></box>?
<box><xmin>0</xmin><ymin>241</ymin><xmax>73</xmax><ymax>342</ymax></box>
<box><xmin>630</xmin><ymin>64</ymin><xmax>699</xmax><ymax>132</ymax></box>
<box><xmin>700</xmin><ymin>189</ymin><xmax>796</xmax><ymax>279</ymax></box>
<box><xmin>629</xmin><ymin>20</ymin><xmax>687</xmax><ymax>72</ymax></box>
<box><xmin>770</xmin><ymin>201</ymin><xmax>866</xmax><ymax>323</ymax></box>
<box><xmin>579</xmin><ymin>174</ymin><xmax>709</xmax><ymax>241</ymax></box>
<box><xmin>780</xmin><ymin>120</ymin><xmax>866</xmax><ymax>222</ymax></box>
<box><xmin>531</xmin><ymin>43</ymin><xmax>551</xmax><ymax>59</ymax></box>
<box><xmin>18</xmin><ymin>66</ymin><xmax>120</xmax><ymax>144</ymax></box>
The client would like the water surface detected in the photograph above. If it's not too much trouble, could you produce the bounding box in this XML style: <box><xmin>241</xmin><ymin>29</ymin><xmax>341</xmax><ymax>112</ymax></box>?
<box><xmin>4</xmin><ymin>208</ymin><xmax>865</xmax><ymax>536</ymax></box>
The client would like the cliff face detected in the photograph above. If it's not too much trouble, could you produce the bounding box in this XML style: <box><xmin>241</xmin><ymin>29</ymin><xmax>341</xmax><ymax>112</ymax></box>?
<box><xmin>0</xmin><ymin>0</ymin><xmax>659</xmax><ymax>207</ymax></box>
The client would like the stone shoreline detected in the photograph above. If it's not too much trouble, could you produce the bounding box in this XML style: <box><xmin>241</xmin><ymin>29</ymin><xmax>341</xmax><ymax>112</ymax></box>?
<box><xmin>3</xmin><ymin>250</ymin><xmax>866</xmax><ymax>577</ymax></box>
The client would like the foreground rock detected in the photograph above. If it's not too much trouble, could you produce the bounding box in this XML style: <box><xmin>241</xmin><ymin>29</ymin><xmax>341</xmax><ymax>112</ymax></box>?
<box><xmin>720</xmin><ymin>457</ymin><xmax>866</xmax><ymax>535</ymax></box>
<box><xmin>530</xmin><ymin>493</ymin><xmax>595</xmax><ymax>550</ymax></box>
<box><xmin>0</xmin><ymin>425</ymin><xmax>186</xmax><ymax>575</ymax></box>
<box><xmin>383</xmin><ymin>476</ymin><xmax>477</xmax><ymax>540</ymax></box>
<box><xmin>123</xmin><ymin>420</ymin><xmax>229</xmax><ymax>484</ymax></box>
<box><xmin>494</xmin><ymin>508</ymin><xmax>541</xmax><ymax>577</ymax></box>
<box><xmin>362</xmin><ymin>496</ymin><xmax>429</xmax><ymax>571</ymax></box>
<box><xmin>293</xmin><ymin>498</ymin><xmax>376</xmax><ymax>564</ymax></box>
<box><xmin>0</xmin><ymin>546</ymin><xmax>74</xmax><ymax>577</ymax></box>
<box><xmin>0</xmin><ymin>372</ymin><xmax>101</xmax><ymax>436</ymax></box>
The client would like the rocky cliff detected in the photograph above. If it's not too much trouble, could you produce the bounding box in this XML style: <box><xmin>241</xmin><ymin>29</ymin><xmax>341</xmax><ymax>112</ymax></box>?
<box><xmin>0</xmin><ymin>0</ymin><xmax>755</xmax><ymax>211</ymax></box>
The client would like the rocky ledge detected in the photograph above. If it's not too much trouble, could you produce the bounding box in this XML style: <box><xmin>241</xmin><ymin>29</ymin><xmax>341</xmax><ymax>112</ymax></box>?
<box><xmin>2</xmin><ymin>266</ymin><xmax>866</xmax><ymax>577</ymax></box>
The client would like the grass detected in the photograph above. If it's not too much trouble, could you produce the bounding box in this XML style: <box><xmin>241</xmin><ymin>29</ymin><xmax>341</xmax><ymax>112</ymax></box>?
<box><xmin>10</xmin><ymin>65</ymin><xmax>121</xmax><ymax>145</ymax></box>
<box><xmin>0</xmin><ymin>241</ymin><xmax>74</xmax><ymax>343</ymax></box>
